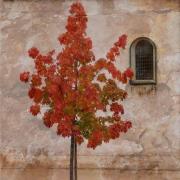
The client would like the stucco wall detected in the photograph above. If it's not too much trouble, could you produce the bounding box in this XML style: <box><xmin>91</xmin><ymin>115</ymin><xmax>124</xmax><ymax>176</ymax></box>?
<box><xmin>0</xmin><ymin>0</ymin><xmax>180</xmax><ymax>179</ymax></box>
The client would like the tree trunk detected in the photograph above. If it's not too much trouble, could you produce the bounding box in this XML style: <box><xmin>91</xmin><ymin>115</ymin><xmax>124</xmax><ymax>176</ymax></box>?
<box><xmin>70</xmin><ymin>135</ymin><xmax>77</xmax><ymax>180</ymax></box>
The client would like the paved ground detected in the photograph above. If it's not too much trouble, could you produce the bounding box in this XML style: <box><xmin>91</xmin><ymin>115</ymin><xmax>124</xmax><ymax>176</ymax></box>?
<box><xmin>1</xmin><ymin>169</ymin><xmax>180</xmax><ymax>180</ymax></box>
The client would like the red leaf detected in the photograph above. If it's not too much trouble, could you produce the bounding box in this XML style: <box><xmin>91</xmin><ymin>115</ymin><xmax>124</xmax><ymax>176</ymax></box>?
<box><xmin>87</xmin><ymin>130</ymin><xmax>103</xmax><ymax>149</ymax></box>
<box><xmin>43</xmin><ymin>112</ymin><xmax>53</xmax><ymax>128</ymax></box>
<box><xmin>110</xmin><ymin>103</ymin><xmax>124</xmax><ymax>114</ymax></box>
<box><xmin>33</xmin><ymin>88</ymin><xmax>43</xmax><ymax>103</ymax></box>
<box><xmin>20</xmin><ymin>72</ymin><xmax>30</xmax><ymax>83</ymax></box>
<box><xmin>28</xmin><ymin>47</ymin><xmax>39</xmax><ymax>59</ymax></box>
<box><xmin>118</xmin><ymin>34</ymin><xmax>127</xmax><ymax>49</ymax></box>
<box><xmin>124</xmin><ymin>68</ymin><xmax>134</xmax><ymax>79</ymax></box>
<box><xmin>31</xmin><ymin>74</ymin><xmax>42</xmax><ymax>86</ymax></box>
<box><xmin>30</xmin><ymin>104</ymin><xmax>40</xmax><ymax>116</ymax></box>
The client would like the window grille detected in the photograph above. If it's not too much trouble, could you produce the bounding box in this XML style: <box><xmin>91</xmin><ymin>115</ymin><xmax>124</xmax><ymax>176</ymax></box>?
<box><xmin>130</xmin><ymin>37</ymin><xmax>156</xmax><ymax>85</ymax></box>
<box><xmin>135</xmin><ymin>40</ymin><xmax>153</xmax><ymax>80</ymax></box>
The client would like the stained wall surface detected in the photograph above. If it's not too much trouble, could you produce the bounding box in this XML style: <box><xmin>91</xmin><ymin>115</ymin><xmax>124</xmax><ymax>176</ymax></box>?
<box><xmin>0</xmin><ymin>0</ymin><xmax>180</xmax><ymax>179</ymax></box>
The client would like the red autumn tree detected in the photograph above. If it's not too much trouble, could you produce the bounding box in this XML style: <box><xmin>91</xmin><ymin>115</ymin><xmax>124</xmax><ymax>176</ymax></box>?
<box><xmin>20</xmin><ymin>2</ymin><xmax>133</xmax><ymax>149</ymax></box>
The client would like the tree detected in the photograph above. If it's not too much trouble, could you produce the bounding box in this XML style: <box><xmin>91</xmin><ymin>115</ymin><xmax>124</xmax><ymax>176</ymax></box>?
<box><xmin>20</xmin><ymin>2</ymin><xmax>133</xmax><ymax>180</ymax></box>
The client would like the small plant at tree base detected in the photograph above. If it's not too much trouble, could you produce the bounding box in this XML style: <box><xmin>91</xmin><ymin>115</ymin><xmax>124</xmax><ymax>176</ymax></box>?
<box><xmin>20</xmin><ymin>2</ymin><xmax>133</xmax><ymax>179</ymax></box>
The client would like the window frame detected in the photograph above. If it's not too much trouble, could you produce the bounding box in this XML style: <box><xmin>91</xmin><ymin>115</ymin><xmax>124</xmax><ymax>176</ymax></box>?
<box><xmin>129</xmin><ymin>37</ymin><xmax>157</xmax><ymax>85</ymax></box>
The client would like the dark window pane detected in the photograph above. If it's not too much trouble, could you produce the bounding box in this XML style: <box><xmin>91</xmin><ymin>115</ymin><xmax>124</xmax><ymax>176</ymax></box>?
<box><xmin>135</xmin><ymin>40</ymin><xmax>153</xmax><ymax>80</ymax></box>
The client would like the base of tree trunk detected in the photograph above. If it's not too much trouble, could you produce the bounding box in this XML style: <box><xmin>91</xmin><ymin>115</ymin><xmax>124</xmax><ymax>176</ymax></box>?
<box><xmin>70</xmin><ymin>135</ymin><xmax>77</xmax><ymax>180</ymax></box>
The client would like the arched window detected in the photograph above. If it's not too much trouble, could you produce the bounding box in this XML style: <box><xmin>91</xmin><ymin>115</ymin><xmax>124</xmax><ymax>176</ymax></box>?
<box><xmin>130</xmin><ymin>37</ymin><xmax>156</xmax><ymax>85</ymax></box>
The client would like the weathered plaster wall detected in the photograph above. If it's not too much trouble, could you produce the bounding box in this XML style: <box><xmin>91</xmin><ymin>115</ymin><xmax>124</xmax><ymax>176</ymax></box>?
<box><xmin>0</xmin><ymin>0</ymin><xmax>180</xmax><ymax>179</ymax></box>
